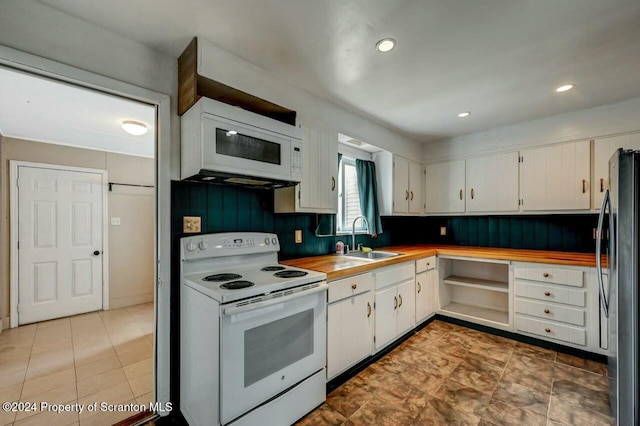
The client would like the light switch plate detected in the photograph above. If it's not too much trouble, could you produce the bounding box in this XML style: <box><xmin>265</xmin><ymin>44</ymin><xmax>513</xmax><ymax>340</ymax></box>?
<box><xmin>440</xmin><ymin>226</ymin><xmax>447</xmax><ymax>236</ymax></box>
<box><xmin>110</xmin><ymin>217</ymin><xmax>121</xmax><ymax>226</ymax></box>
<box><xmin>295</xmin><ymin>229</ymin><xmax>302</xmax><ymax>244</ymax></box>
<box><xmin>183</xmin><ymin>216</ymin><xmax>202</xmax><ymax>233</ymax></box>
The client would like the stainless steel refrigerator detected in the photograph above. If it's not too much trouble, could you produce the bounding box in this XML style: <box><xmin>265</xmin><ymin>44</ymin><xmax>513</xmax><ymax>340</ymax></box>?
<box><xmin>597</xmin><ymin>148</ymin><xmax>640</xmax><ymax>425</ymax></box>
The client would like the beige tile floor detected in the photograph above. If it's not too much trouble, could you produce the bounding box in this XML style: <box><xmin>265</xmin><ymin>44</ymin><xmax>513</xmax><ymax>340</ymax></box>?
<box><xmin>0</xmin><ymin>303</ymin><xmax>154</xmax><ymax>426</ymax></box>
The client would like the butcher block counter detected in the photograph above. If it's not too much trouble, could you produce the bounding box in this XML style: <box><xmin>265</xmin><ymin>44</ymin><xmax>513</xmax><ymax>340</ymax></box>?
<box><xmin>281</xmin><ymin>245</ymin><xmax>603</xmax><ymax>281</ymax></box>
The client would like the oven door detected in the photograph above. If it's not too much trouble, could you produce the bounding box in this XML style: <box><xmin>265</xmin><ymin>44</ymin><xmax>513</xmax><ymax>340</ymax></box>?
<box><xmin>202</xmin><ymin>114</ymin><xmax>301</xmax><ymax>182</ymax></box>
<box><xmin>219</xmin><ymin>283</ymin><xmax>327</xmax><ymax>425</ymax></box>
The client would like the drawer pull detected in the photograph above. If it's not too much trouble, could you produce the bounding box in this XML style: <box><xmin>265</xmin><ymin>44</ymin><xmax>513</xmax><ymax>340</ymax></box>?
<box><xmin>405</xmin><ymin>190</ymin><xmax>409</xmax><ymax>200</ymax></box>
<box><xmin>582</xmin><ymin>179</ymin><xmax>586</xmax><ymax>194</ymax></box>
<box><xmin>417</xmin><ymin>282</ymin><xmax>421</xmax><ymax>293</ymax></box>
<box><xmin>545</xmin><ymin>328</ymin><xmax>551</xmax><ymax>333</ymax></box>
<box><xmin>600</xmin><ymin>178</ymin><xmax>604</xmax><ymax>193</ymax></box>
<box><xmin>459</xmin><ymin>189</ymin><xmax>463</xmax><ymax>200</ymax></box>
<box><xmin>544</xmin><ymin>309</ymin><xmax>550</xmax><ymax>314</ymax></box>
<box><xmin>471</xmin><ymin>188</ymin><xmax>475</xmax><ymax>199</ymax></box>
<box><xmin>367</xmin><ymin>302</ymin><xmax>372</xmax><ymax>318</ymax></box>
<box><xmin>427</xmin><ymin>262</ymin><xmax>430</xmax><ymax>267</ymax></box>
<box><xmin>394</xmin><ymin>296</ymin><xmax>398</xmax><ymax>310</ymax></box>
<box><xmin>398</xmin><ymin>294</ymin><xmax>403</xmax><ymax>307</ymax></box>
<box><xmin>351</xmin><ymin>284</ymin><xmax>357</xmax><ymax>290</ymax></box>
<box><xmin>543</xmin><ymin>272</ymin><xmax>549</xmax><ymax>278</ymax></box>
<box><xmin>544</xmin><ymin>291</ymin><xmax>551</xmax><ymax>296</ymax></box>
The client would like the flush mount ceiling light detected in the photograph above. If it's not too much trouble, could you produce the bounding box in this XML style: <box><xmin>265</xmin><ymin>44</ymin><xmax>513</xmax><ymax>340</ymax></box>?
<box><xmin>457</xmin><ymin>111</ymin><xmax>471</xmax><ymax>118</ymax></box>
<box><xmin>556</xmin><ymin>84</ymin><xmax>574</xmax><ymax>93</ymax></box>
<box><xmin>375</xmin><ymin>38</ymin><xmax>396</xmax><ymax>52</ymax></box>
<box><xmin>226</xmin><ymin>130</ymin><xmax>238</xmax><ymax>136</ymax></box>
<box><xmin>121</xmin><ymin>120</ymin><xmax>148</xmax><ymax>136</ymax></box>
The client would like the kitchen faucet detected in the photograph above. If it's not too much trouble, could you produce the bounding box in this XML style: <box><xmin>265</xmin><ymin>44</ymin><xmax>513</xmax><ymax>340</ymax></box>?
<box><xmin>351</xmin><ymin>215</ymin><xmax>370</xmax><ymax>251</ymax></box>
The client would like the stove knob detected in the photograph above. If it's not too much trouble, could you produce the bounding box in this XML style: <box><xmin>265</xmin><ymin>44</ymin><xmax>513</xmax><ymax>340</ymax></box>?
<box><xmin>265</xmin><ymin>237</ymin><xmax>270</xmax><ymax>245</ymax></box>
<box><xmin>272</xmin><ymin>237</ymin><xmax>278</xmax><ymax>245</ymax></box>
<box><xmin>186</xmin><ymin>242</ymin><xmax>196</xmax><ymax>252</ymax></box>
<box><xmin>198</xmin><ymin>241</ymin><xmax>208</xmax><ymax>250</ymax></box>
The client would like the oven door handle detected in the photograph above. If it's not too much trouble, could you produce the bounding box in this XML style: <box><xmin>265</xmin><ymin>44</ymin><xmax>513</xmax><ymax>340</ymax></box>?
<box><xmin>221</xmin><ymin>283</ymin><xmax>329</xmax><ymax>317</ymax></box>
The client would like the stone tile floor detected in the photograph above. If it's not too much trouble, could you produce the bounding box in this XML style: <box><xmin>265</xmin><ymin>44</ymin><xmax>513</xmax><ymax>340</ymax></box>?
<box><xmin>297</xmin><ymin>320</ymin><xmax>613</xmax><ymax>426</ymax></box>
<box><xmin>0</xmin><ymin>303</ymin><xmax>154</xmax><ymax>426</ymax></box>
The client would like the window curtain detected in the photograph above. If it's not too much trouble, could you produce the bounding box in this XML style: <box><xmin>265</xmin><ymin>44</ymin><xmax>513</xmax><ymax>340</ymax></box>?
<box><xmin>355</xmin><ymin>159</ymin><xmax>383</xmax><ymax>235</ymax></box>
<box><xmin>315</xmin><ymin>153</ymin><xmax>342</xmax><ymax>236</ymax></box>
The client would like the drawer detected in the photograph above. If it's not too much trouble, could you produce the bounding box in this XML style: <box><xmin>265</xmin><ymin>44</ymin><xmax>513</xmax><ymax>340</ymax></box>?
<box><xmin>375</xmin><ymin>262</ymin><xmax>415</xmax><ymax>290</ymax></box>
<box><xmin>514</xmin><ymin>266</ymin><xmax>584</xmax><ymax>288</ymax></box>
<box><xmin>514</xmin><ymin>281</ymin><xmax>586</xmax><ymax>307</ymax></box>
<box><xmin>515</xmin><ymin>315</ymin><xmax>586</xmax><ymax>346</ymax></box>
<box><xmin>514</xmin><ymin>298</ymin><xmax>585</xmax><ymax>327</ymax></box>
<box><xmin>416</xmin><ymin>256</ymin><xmax>436</xmax><ymax>273</ymax></box>
<box><xmin>328</xmin><ymin>272</ymin><xmax>374</xmax><ymax>304</ymax></box>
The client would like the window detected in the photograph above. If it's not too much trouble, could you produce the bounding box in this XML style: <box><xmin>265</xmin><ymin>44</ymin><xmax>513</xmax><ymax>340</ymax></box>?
<box><xmin>337</xmin><ymin>157</ymin><xmax>365</xmax><ymax>233</ymax></box>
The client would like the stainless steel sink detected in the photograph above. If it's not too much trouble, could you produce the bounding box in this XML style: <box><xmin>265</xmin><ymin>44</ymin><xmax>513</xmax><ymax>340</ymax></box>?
<box><xmin>344</xmin><ymin>250</ymin><xmax>400</xmax><ymax>260</ymax></box>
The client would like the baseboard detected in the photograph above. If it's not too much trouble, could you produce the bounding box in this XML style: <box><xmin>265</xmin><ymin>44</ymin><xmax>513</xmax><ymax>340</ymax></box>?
<box><xmin>109</xmin><ymin>292</ymin><xmax>154</xmax><ymax>310</ymax></box>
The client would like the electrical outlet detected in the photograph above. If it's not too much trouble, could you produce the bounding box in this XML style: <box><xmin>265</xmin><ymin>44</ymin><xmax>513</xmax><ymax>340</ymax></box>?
<box><xmin>440</xmin><ymin>226</ymin><xmax>447</xmax><ymax>236</ymax></box>
<box><xmin>183</xmin><ymin>216</ymin><xmax>202</xmax><ymax>233</ymax></box>
<box><xmin>110</xmin><ymin>217</ymin><xmax>121</xmax><ymax>226</ymax></box>
<box><xmin>295</xmin><ymin>229</ymin><xmax>303</xmax><ymax>244</ymax></box>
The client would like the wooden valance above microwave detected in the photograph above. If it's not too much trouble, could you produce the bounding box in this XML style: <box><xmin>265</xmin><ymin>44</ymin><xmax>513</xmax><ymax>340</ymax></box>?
<box><xmin>178</xmin><ymin>37</ymin><xmax>297</xmax><ymax>126</ymax></box>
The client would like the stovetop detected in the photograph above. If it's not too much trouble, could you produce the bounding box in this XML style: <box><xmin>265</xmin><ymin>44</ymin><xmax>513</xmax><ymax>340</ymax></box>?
<box><xmin>183</xmin><ymin>263</ymin><xmax>326</xmax><ymax>303</ymax></box>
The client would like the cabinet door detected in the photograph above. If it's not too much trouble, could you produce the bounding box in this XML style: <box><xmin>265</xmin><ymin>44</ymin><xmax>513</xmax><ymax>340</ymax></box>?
<box><xmin>393</xmin><ymin>156</ymin><xmax>409</xmax><ymax>213</ymax></box>
<box><xmin>593</xmin><ymin>133</ymin><xmax>640</xmax><ymax>210</ymax></box>
<box><xmin>327</xmin><ymin>292</ymin><xmax>374</xmax><ymax>380</ymax></box>
<box><xmin>425</xmin><ymin>160</ymin><xmax>465</xmax><ymax>213</ymax></box>
<box><xmin>319</xmin><ymin>126</ymin><xmax>339</xmax><ymax>211</ymax></box>
<box><xmin>467</xmin><ymin>152</ymin><xmax>519</xmax><ymax>212</ymax></box>
<box><xmin>374</xmin><ymin>286</ymin><xmax>398</xmax><ymax>352</ymax></box>
<box><xmin>408</xmin><ymin>161</ymin><xmax>424</xmax><ymax>214</ymax></box>
<box><xmin>521</xmin><ymin>140</ymin><xmax>590</xmax><ymax>211</ymax></box>
<box><xmin>396</xmin><ymin>280</ymin><xmax>416</xmax><ymax>336</ymax></box>
<box><xmin>298</xmin><ymin>122</ymin><xmax>338</xmax><ymax>212</ymax></box>
<box><xmin>415</xmin><ymin>272</ymin><xmax>430</xmax><ymax>323</ymax></box>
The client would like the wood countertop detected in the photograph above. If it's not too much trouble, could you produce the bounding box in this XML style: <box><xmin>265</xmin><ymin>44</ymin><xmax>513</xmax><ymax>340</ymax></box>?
<box><xmin>281</xmin><ymin>245</ymin><xmax>605</xmax><ymax>281</ymax></box>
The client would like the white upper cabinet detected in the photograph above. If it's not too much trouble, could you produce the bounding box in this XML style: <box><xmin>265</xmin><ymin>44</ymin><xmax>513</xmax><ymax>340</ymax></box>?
<box><xmin>425</xmin><ymin>160</ymin><xmax>466</xmax><ymax>213</ymax></box>
<box><xmin>373</xmin><ymin>152</ymin><xmax>423</xmax><ymax>216</ymax></box>
<box><xmin>274</xmin><ymin>121</ymin><xmax>338</xmax><ymax>213</ymax></box>
<box><xmin>466</xmin><ymin>152</ymin><xmax>519</xmax><ymax>212</ymax></box>
<box><xmin>593</xmin><ymin>133</ymin><xmax>640</xmax><ymax>210</ymax></box>
<box><xmin>521</xmin><ymin>140</ymin><xmax>590</xmax><ymax>211</ymax></box>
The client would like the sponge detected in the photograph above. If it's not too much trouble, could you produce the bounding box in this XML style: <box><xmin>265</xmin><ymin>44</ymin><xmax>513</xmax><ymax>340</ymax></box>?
<box><xmin>361</xmin><ymin>246</ymin><xmax>372</xmax><ymax>253</ymax></box>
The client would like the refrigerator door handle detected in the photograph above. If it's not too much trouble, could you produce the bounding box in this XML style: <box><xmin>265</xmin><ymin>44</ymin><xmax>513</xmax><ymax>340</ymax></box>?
<box><xmin>596</xmin><ymin>189</ymin><xmax>610</xmax><ymax>318</ymax></box>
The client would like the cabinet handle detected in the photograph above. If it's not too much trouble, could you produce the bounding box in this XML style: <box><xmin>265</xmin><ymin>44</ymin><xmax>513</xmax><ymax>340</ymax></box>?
<box><xmin>351</xmin><ymin>284</ymin><xmax>357</xmax><ymax>290</ymax></box>
<box><xmin>398</xmin><ymin>294</ymin><xmax>403</xmax><ymax>307</ymax></box>
<box><xmin>600</xmin><ymin>178</ymin><xmax>604</xmax><ymax>193</ymax></box>
<box><xmin>367</xmin><ymin>302</ymin><xmax>372</xmax><ymax>318</ymax></box>
<box><xmin>410</xmin><ymin>191</ymin><xmax>414</xmax><ymax>201</ymax></box>
<box><xmin>417</xmin><ymin>282</ymin><xmax>421</xmax><ymax>293</ymax></box>
<box><xmin>543</xmin><ymin>272</ymin><xmax>549</xmax><ymax>278</ymax></box>
<box><xmin>545</xmin><ymin>328</ymin><xmax>551</xmax><ymax>333</ymax></box>
<box><xmin>544</xmin><ymin>291</ymin><xmax>551</xmax><ymax>296</ymax></box>
<box><xmin>582</xmin><ymin>179</ymin><xmax>586</xmax><ymax>194</ymax></box>
<box><xmin>544</xmin><ymin>309</ymin><xmax>550</xmax><ymax>314</ymax></box>
<box><xmin>394</xmin><ymin>296</ymin><xmax>398</xmax><ymax>309</ymax></box>
<box><xmin>471</xmin><ymin>188</ymin><xmax>475</xmax><ymax>199</ymax></box>
<box><xmin>331</xmin><ymin>176</ymin><xmax>336</xmax><ymax>191</ymax></box>
<box><xmin>405</xmin><ymin>190</ymin><xmax>409</xmax><ymax>200</ymax></box>
<box><xmin>459</xmin><ymin>189</ymin><xmax>463</xmax><ymax>200</ymax></box>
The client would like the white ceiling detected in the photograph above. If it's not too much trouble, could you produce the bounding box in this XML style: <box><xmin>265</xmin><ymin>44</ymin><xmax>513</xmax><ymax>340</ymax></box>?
<box><xmin>37</xmin><ymin>0</ymin><xmax>640</xmax><ymax>142</ymax></box>
<box><xmin>0</xmin><ymin>67</ymin><xmax>155</xmax><ymax>157</ymax></box>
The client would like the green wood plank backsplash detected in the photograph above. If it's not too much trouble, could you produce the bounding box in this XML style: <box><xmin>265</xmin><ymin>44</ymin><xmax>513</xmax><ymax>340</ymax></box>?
<box><xmin>171</xmin><ymin>181</ymin><xmax>598</xmax><ymax>260</ymax></box>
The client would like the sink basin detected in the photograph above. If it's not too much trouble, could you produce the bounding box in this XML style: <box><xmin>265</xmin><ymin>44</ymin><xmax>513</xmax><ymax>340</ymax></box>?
<box><xmin>344</xmin><ymin>250</ymin><xmax>400</xmax><ymax>260</ymax></box>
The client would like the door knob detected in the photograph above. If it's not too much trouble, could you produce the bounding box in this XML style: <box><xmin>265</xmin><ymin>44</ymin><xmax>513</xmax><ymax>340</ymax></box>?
<box><xmin>93</xmin><ymin>250</ymin><xmax>101</xmax><ymax>256</ymax></box>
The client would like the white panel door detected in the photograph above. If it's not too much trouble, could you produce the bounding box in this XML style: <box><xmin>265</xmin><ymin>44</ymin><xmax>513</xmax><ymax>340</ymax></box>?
<box><xmin>297</xmin><ymin>122</ymin><xmax>338</xmax><ymax>212</ymax></box>
<box><xmin>396</xmin><ymin>280</ymin><xmax>415</xmax><ymax>336</ymax></box>
<box><xmin>416</xmin><ymin>269</ymin><xmax>437</xmax><ymax>324</ymax></box>
<box><xmin>18</xmin><ymin>166</ymin><xmax>104</xmax><ymax>324</ymax></box>
<box><xmin>408</xmin><ymin>161</ymin><xmax>424</xmax><ymax>214</ymax></box>
<box><xmin>298</xmin><ymin>123</ymin><xmax>318</xmax><ymax>209</ymax></box>
<box><xmin>467</xmin><ymin>151</ymin><xmax>518</xmax><ymax>212</ymax></box>
<box><xmin>393</xmin><ymin>156</ymin><xmax>409</xmax><ymax>213</ymax></box>
<box><xmin>374</xmin><ymin>286</ymin><xmax>397</xmax><ymax>351</ymax></box>
<box><xmin>425</xmin><ymin>160</ymin><xmax>465</xmax><ymax>213</ymax></box>
<box><xmin>593</xmin><ymin>133</ymin><xmax>640</xmax><ymax>209</ymax></box>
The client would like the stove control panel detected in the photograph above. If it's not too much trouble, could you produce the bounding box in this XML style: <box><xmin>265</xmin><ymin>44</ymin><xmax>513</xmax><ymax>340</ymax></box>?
<box><xmin>181</xmin><ymin>232</ymin><xmax>280</xmax><ymax>260</ymax></box>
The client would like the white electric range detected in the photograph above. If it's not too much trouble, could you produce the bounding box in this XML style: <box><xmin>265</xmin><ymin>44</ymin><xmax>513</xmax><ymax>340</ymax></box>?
<box><xmin>180</xmin><ymin>232</ymin><xmax>328</xmax><ymax>426</ymax></box>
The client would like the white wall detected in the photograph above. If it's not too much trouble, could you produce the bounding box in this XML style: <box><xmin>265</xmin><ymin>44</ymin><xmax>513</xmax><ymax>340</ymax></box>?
<box><xmin>423</xmin><ymin>96</ymin><xmax>640</xmax><ymax>163</ymax></box>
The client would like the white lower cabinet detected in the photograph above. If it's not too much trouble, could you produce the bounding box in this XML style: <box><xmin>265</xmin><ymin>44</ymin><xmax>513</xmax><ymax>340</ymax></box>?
<box><xmin>373</xmin><ymin>263</ymin><xmax>416</xmax><ymax>352</ymax></box>
<box><xmin>415</xmin><ymin>256</ymin><xmax>437</xmax><ymax>324</ymax></box>
<box><xmin>326</xmin><ymin>273</ymin><xmax>374</xmax><ymax>380</ymax></box>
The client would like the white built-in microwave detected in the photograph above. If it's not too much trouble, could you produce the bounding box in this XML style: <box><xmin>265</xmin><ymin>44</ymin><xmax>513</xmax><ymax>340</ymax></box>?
<box><xmin>181</xmin><ymin>98</ymin><xmax>303</xmax><ymax>188</ymax></box>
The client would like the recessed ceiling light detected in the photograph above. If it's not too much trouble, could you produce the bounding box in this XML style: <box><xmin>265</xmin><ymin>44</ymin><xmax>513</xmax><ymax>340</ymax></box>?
<box><xmin>121</xmin><ymin>120</ymin><xmax>148</xmax><ymax>136</ymax></box>
<box><xmin>556</xmin><ymin>84</ymin><xmax>574</xmax><ymax>92</ymax></box>
<box><xmin>457</xmin><ymin>111</ymin><xmax>471</xmax><ymax>118</ymax></box>
<box><xmin>375</xmin><ymin>38</ymin><xmax>396</xmax><ymax>52</ymax></box>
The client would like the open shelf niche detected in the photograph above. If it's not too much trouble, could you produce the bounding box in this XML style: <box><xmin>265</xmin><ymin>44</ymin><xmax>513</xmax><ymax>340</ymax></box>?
<box><xmin>438</xmin><ymin>257</ymin><xmax>512</xmax><ymax>330</ymax></box>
